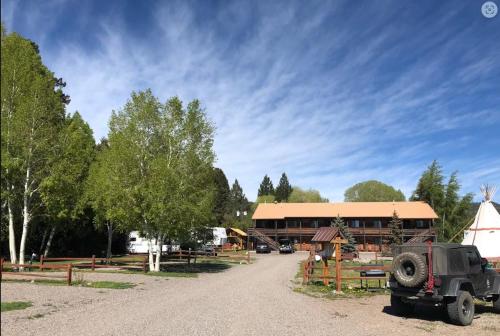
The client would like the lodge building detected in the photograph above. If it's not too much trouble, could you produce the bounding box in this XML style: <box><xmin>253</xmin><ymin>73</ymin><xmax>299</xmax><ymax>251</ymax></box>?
<box><xmin>249</xmin><ymin>202</ymin><xmax>439</xmax><ymax>252</ymax></box>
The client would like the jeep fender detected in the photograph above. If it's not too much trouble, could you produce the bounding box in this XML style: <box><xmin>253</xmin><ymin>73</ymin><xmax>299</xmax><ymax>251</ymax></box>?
<box><xmin>443</xmin><ymin>278</ymin><xmax>475</xmax><ymax>297</ymax></box>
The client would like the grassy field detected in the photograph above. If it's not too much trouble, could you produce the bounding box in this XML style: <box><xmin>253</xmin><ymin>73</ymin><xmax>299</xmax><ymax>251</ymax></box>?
<box><xmin>1</xmin><ymin>301</ymin><xmax>32</xmax><ymax>312</ymax></box>
<box><xmin>1</xmin><ymin>278</ymin><xmax>135</xmax><ymax>289</ymax></box>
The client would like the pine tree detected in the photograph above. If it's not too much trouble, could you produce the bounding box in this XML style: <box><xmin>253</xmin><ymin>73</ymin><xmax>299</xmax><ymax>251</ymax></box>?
<box><xmin>257</xmin><ymin>174</ymin><xmax>274</xmax><ymax>196</ymax></box>
<box><xmin>331</xmin><ymin>215</ymin><xmax>356</xmax><ymax>253</ymax></box>
<box><xmin>386</xmin><ymin>211</ymin><xmax>403</xmax><ymax>246</ymax></box>
<box><xmin>275</xmin><ymin>173</ymin><xmax>292</xmax><ymax>202</ymax></box>
<box><xmin>212</xmin><ymin>168</ymin><xmax>230</xmax><ymax>225</ymax></box>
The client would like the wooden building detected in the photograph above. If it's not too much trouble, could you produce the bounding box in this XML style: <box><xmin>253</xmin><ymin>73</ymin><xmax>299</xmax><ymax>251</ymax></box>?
<box><xmin>249</xmin><ymin>202</ymin><xmax>438</xmax><ymax>252</ymax></box>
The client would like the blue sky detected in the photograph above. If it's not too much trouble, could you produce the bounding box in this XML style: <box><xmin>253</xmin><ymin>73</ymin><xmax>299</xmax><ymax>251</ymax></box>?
<box><xmin>2</xmin><ymin>0</ymin><xmax>500</xmax><ymax>202</ymax></box>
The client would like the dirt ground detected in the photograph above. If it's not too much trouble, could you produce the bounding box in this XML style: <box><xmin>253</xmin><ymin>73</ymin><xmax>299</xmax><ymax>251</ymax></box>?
<box><xmin>1</xmin><ymin>252</ymin><xmax>499</xmax><ymax>336</ymax></box>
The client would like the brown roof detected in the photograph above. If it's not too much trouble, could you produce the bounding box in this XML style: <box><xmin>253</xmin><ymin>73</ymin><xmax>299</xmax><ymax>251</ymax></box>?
<box><xmin>311</xmin><ymin>227</ymin><xmax>345</xmax><ymax>242</ymax></box>
<box><xmin>252</xmin><ymin>202</ymin><xmax>438</xmax><ymax>220</ymax></box>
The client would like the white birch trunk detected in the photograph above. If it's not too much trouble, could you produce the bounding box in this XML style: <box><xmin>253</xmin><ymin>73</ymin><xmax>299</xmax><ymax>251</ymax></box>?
<box><xmin>148</xmin><ymin>239</ymin><xmax>155</xmax><ymax>271</ymax></box>
<box><xmin>43</xmin><ymin>226</ymin><xmax>56</xmax><ymax>257</ymax></box>
<box><xmin>8</xmin><ymin>200</ymin><xmax>17</xmax><ymax>264</ymax></box>
<box><xmin>19</xmin><ymin>167</ymin><xmax>31</xmax><ymax>266</ymax></box>
<box><xmin>154</xmin><ymin>236</ymin><xmax>162</xmax><ymax>272</ymax></box>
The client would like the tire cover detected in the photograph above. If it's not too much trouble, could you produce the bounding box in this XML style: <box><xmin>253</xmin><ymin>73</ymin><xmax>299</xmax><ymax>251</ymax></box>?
<box><xmin>393</xmin><ymin>251</ymin><xmax>428</xmax><ymax>287</ymax></box>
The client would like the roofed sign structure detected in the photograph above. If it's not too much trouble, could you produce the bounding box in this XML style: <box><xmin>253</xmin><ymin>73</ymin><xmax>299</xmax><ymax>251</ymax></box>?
<box><xmin>248</xmin><ymin>201</ymin><xmax>438</xmax><ymax>252</ymax></box>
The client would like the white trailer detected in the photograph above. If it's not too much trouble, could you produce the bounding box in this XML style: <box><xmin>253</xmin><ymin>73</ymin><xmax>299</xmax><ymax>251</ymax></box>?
<box><xmin>127</xmin><ymin>231</ymin><xmax>180</xmax><ymax>254</ymax></box>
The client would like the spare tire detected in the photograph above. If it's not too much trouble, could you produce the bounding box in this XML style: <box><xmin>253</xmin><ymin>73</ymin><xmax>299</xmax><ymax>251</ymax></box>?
<box><xmin>393</xmin><ymin>252</ymin><xmax>427</xmax><ymax>287</ymax></box>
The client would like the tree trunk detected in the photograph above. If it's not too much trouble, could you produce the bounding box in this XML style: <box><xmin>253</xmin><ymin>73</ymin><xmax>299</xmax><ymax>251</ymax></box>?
<box><xmin>154</xmin><ymin>236</ymin><xmax>162</xmax><ymax>272</ymax></box>
<box><xmin>148</xmin><ymin>239</ymin><xmax>155</xmax><ymax>271</ymax></box>
<box><xmin>106</xmin><ymin>222</ymin><xmax>113</xmax><ymax>261</ymax></box>
<box><xmin>39</xmin><ymin>227</ymin><xmax>49</xmax><ymax>256</ymax></box>
<box><xmin>8</xmin><ymin>200</ymin><xmax>17</xmax><ymax>264</ymax></box>
<box><xmin>19</xmin><ymin>167</ymin><xmax>31</xmax><ymax>266</ymax></box>
<box><xmin>43</xmin><ymin>226</ymin><xmax>56</xmax><ymax>258</ymax></box>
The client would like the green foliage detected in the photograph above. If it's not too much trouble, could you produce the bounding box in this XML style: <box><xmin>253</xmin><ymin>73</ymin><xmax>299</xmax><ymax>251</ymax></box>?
<box><xmin>96</xmin><ymin>91</ymin><xmax>216</xmax><ymax>246</ymax></box>
<box><xmin>257</xmin><ymin>174</ymin><xmax>274</xmax><ymax>196</ymax></box>
<box><xmin>330</xmin><ymin>216</ymin><xmax>356</xmax><ymax>253</ymax></box>
<box><xmin>213</xmin><ymin>168</ymin><xmax>230</xmax><ymax>225</ymax></box>
<box><xmin>386</xmin><ymin>211</ymin><xmax>403</xmax><ymax>246</ymax></box>
<box><xmin>288</xmin><ymin>186</ymin><xmax>329</xmax><ymax>203</ymax></box>
<box><xmin>411</xmin><ymin>161</ymin><xmax>474</xmax><ymax>241</ymax></box>
<box><xmin>344</xmin><ymin>180</ymin><xmax>405</xmax><ymax>202</ymax></box>
<box><xmin>275</xmin><ymin>172</ymin><xmax>292</xmax><ymax>202</ymax></box>
<box><xmin>224</xmin><ymin>179</ymin><xmax>251</xmax><ymax>229</ymax></box>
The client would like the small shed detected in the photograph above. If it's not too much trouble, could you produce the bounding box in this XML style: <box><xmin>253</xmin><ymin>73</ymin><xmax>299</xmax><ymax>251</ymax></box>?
<box><xmin>226</xmin><ymin>228</ymin><xmax>248</xmax><ymax>249</ymax></box>
<box><xmin>311</xmin><ymin>227</ymin><xmax>345</xmax><ymax>259</ymax></box>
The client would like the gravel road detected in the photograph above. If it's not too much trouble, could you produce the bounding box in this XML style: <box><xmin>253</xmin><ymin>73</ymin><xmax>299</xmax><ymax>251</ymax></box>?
<box><xmin>2</xmin><ymin>252</ymin><xmax>498</xmax><ymax>336</ymax></box>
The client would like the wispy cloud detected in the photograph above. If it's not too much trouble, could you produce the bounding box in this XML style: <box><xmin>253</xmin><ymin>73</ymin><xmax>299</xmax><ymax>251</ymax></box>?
<box><xmin>2</xmin><ymin>0</ymin><xmax>499</xmax><ymax>201</ymax></box>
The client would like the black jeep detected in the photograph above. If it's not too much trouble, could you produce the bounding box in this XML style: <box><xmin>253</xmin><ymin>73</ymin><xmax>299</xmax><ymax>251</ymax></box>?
<box><xmin>389</xmin><ymin>243</ymin><xmax>500</xmax><ymax>325</ymax></box>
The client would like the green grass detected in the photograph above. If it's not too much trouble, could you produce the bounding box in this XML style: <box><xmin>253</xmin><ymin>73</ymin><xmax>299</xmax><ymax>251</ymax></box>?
<box><xmin>1</xmin><ymin>278</ymin><xmax>135</xmax><ymax>289</ymax></box>
<box><xmin>1</xmin><ymin>301</ymin><xmax>32</xmax><ymax>312</ymax></box>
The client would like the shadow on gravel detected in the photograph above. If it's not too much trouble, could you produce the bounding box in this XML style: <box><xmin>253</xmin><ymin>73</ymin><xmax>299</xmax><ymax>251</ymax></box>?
<box><xmin>382</xmin><ymin>303</ymin><xmax>497</xmax><ymax>323</ymax></box>
<box><xmin>161</xmin><ymin>262</ymin><xmax>232</xmax><ymax>274</ymax></box>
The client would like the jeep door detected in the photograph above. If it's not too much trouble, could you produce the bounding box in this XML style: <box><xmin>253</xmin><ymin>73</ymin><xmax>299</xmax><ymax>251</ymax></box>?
<box><xmin>466</xmin><ymin>249</ymin><xmax>486</xmax><ymax>295</ymax></box>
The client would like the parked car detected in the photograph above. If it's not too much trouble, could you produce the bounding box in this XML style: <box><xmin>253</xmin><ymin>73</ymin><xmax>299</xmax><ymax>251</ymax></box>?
<box><xmin>278</xmin><ymin>240</ymin><xmax>294</xmax><ymax>254</ymax></box>
<box><xmin>389</xmin><ymin>243</ymin><xmax>500</xmax><ymax>326</ymax></box>
<box><xmin>256</xmin><ymin>242</ymin><xmax>271</xmax><ymax>254</ymax></box>
<box><xmin>201</xmin><ymin>244</ymin><xmax>217</xmax><ymax>255</ymax></box>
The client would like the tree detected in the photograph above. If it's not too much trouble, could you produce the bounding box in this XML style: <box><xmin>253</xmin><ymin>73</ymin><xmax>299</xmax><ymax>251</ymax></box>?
<box><xmin>330</xmin><ymin>215</ymin><xmax>356</xmax><ymax>253</ymax></box>
<box><xmin>386</xmin><ymin>211</ymin><xmax>403</xmax><ymax>246</ymax></box>
<box><xmin>411</xmin><ymin>161</ymin><xmax>473</xmax><ymax>241</ymax></box>
<box><xmin>39</xmin><ymin>112</ymin><xmax>95</xmax><ymax>257</ymax></box>
<box><xmin>101</xmin><ymin>91</ymin><xmax>215</xmax><ymax>271</ymax></box>
<box><xmin>288</xmin><ymin>186</ymin><xmax>329</xmax><ymax>203</ymax></box>
<box><xmin>344</xmin><ymin>180</ymin><xmax>405</xmax><ymax>202</ymax></box>
<box><xmin>257</xmin><ymin>175</ymin><xmax>274</xmax><ymax>196</ymax></box>
<box><xmin>226</xmin><ymin>179</ymin><xmax>251</xmax><ymax>229</ymax></box>
<box><xmin>1</xmin><ymin>30</ymin><xmax>67</xmax><ymax>264</ymax></box>
<box><xmin>212</xmin><ymin>168</ymin><xmax>230</xmax><ymax>225</ymax></box>
<box><xmin>275</xmin><ymin>173</ymin><xmax>292</xmax><ymax>202</ymax></box>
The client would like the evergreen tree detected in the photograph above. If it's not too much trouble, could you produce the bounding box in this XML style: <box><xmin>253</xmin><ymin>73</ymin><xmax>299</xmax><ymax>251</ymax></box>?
<box><xmin>257</xmin><ymin>174</ymin><xmax>274</xmax><ymax>196</ymax></box>
<box><xmin>330</xmin><ymin>215</ymin><xmax>356</xmax><ymax>253</ymax></box>
<box><xmin>212</xmin><ymin>168</ymin><xmax>230</xmax><ymax>225</ymax></box>
<box><xmin>275</xmin><ymin>173</ymin><xmax>292</xmax><ymax>202</ymax></box>
<box><xmin>386</xmin><ymin>211</ymin><xmax>403</xmax><ymax>246</ymax></box>
<box><xmin>411</xmin><ymin>161</ymin><xmax>473</xmax><ymax>241</ymax></box>
<box><xmin>227</xmin><ymin>179</ymin><xmax>251</xmax><ymax>229</ymax></box>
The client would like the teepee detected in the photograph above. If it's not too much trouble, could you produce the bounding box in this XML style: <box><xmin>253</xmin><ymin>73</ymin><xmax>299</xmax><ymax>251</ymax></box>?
<box><xmin>462</xmin><ymin>185</ymin><xmax>500</xmax><ymax>260</ymax></box>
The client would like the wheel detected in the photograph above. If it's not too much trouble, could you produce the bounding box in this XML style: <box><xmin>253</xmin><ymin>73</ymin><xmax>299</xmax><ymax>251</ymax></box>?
<box><xmin>493</xmin><ymin>295</ymin><xmax>500</xmax><ymax>312</ymax></box>
<box><xmin>446</xmin><ymin>290</ymin><xmax>475</xmax><ymax>326</ymax></box>
<box><xmin>390</xmin><ymin>294</ymin><xmax>414</xmax><ymax>316</ymax></box>
<box><xmin>392</xmin><ymin>252</ymin><xmax>428</xmax><ymax>287</ymax></box>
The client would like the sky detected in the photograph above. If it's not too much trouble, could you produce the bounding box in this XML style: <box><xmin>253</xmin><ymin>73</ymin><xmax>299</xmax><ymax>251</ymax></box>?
<box><xmin>2</xmin><ymin>0</ymin><xmax>500</xmax><ymax>202</ymax></box>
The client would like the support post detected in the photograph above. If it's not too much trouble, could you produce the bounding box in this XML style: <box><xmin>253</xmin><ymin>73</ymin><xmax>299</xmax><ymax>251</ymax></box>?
<box><xmin>323</xmin><ymin>259</ymin><xmax>329</xmax><ymax>286</ymax></box>
<box><xmin>67</xmin><ymin>264</ymin><xmax>72</xmax><ymax>286</ymax></box>
<box><xmin>247</xmin><ymin>250</ymin><xmax>250</xmax><ymax>264</ymax></box>
<box><xmin>143</xmin><ymin>257</ymin><xmax>147</xmax><ymax>273</ymax></box>
<box><xmin>0</xmin><ymin>258</ymin><xmax>4</xmax><ymax>281</ymax></box>
<box><xmin>40</xmin><ymin>255</ymin><xmax>44</xmax><ymax>272</ymax></box>
<box><xmin>91</xmin><ymin>255</ymin><xmax>96</xmax><ymax>271</ymax></box>
<box><xmin>335</xmin><ymin>239</ymin><xmax>342</xmax><ymax>292</ymax></box>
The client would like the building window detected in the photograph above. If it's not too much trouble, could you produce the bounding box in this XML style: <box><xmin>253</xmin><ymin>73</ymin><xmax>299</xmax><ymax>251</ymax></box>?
<box><xmin>351</xmin><ymin>220</ymin><xmax>360</xmax><ymax>228</ymax></box>
<box><xmin>374</xmin><ymin>220</ymin><xmax>382</xmax><ymax>228</ymax></box>
<box><xmin>416</xmin><ymin>220</ymin><xmax>425</xmax><ymax>228</ymax></box>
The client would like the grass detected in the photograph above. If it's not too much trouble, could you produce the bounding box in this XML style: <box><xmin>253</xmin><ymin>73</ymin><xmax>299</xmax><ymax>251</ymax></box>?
<box><xmin>293</xmin><ymin>259</ymin><xmax>390</xmax><ymax>299</ymax></box>
<box><xmin>1</xmin><ymin>301</ymin><xmax>33</xmax><ymax>312</ymax></box>
<box><xmin>1</xmin><ymin>278</ymin><xmax>135</xmax><ymax>289</ymax></box>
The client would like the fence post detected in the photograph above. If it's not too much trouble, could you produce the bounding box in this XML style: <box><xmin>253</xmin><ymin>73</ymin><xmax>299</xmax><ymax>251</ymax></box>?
<box><xmin>335</xmin><ymin>241</ymin><xmax>342</xmax><ymax>292</ymax></box>
<box><xmin>91</xmin><ymin>255</ymin><xmax>96</xmax><ymax>271</ymax></box>
<box><xmin>247</xmin><ymin>250</ymin><xmax>250</xmax><ymax>264</ymax></box>
<box><xmin>188</xmin><ymin>248</ymin><xmax>191</xmax><ymax>265</ymax></box>
<box><xmin>40</xmin><ymin>255</ymin><xmax>44</xmax><ymax>272</ymax></box>
<box><xmin>67</xmin><ymin>264</ymin><xmax>72</xmax><ymax>286</ymax></box>
<box><xmin>323</xmin><ymin>260</ymin><xmax>329</xmax><ymax>286</ymax></box>
<box><xmin>0</xmin><ymin>258</ymin><xmax>4</xmax><ymax>281</ymax></box>
<box><xmin>143</xmin><ymin>257</ymin><xmax>147</xmax><ymax>273</ymax></box>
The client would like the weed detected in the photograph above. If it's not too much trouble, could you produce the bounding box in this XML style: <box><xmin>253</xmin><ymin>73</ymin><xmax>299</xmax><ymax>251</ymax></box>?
<box><xmin>1</xmin><ymin>301</ymin><xmax>32</xmax><ymax>312</ymax></box>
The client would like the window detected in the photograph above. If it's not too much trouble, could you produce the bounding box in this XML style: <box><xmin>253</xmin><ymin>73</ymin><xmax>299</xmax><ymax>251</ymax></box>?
<box><xmin>373</xmin><ymin>220</ymin><xmax>382</xmax><ymax>228</ymax></box>
<box><xmin>351</xmin><ymin>220</ymin><xmax>360</xmax><ymax>228</ymax></box>
<box><xmin>416</xmin><ymin>220</ymin><xmax>425</xmax><ymax>228</ymax></box>
<box><xmin>130</xmin><ymin>237</ymin><xmax>136</xmax><ymax>241</ymax></box>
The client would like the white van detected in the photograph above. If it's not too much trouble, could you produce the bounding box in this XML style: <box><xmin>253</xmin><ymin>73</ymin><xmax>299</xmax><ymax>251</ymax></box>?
<box><xmin>127</xmin><ymin>231</ymin><xmax>180</xmax><ymax>254</ymax></box>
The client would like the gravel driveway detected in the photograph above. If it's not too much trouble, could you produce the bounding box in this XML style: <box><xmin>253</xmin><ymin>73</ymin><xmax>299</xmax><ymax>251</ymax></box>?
<box><xmin>1</xmin><ymin>252</ymin><xmax>498</xmax><ymax>336</ymax></box>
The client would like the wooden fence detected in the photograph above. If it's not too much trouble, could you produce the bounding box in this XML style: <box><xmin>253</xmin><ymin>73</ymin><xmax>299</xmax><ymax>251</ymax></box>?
<box><xmin>40</xmin><ymin>255</ymin><xmax>148</xmax><ymax>272</ymax></box>
<box><xmin>1</xmin><ymin>258</ymin><xmax>73</xmax><ymax>285</ymax></box>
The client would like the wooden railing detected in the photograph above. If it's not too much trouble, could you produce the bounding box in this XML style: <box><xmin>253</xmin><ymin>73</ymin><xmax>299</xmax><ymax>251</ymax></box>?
<box><xmin>1</xmin><ymin>258</ymin><xmax>73</xmax><ymax>285</ymax></box>
<box><xmin>40</xmin><ymin>255</ymin><xmax>148</xmax><ymax>272</ymax></box>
